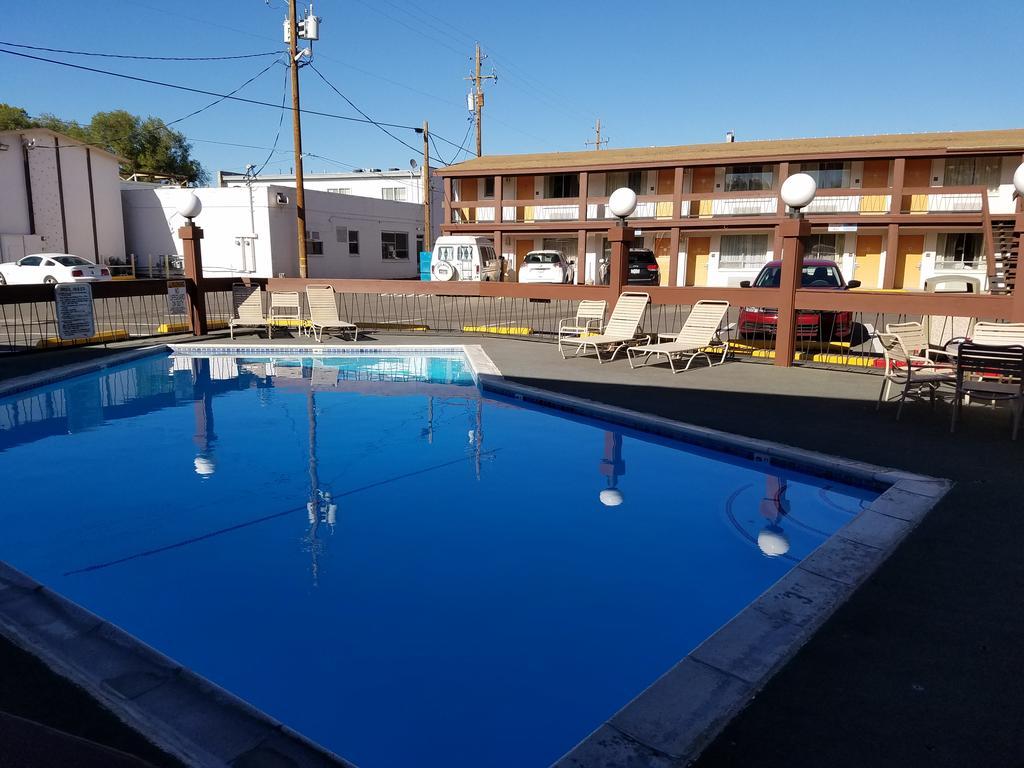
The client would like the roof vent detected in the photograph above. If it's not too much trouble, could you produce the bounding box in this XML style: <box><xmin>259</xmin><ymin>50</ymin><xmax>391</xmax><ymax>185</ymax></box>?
<box><xmin>725</xmin><ymin>131</ymin><xmax>735</xmax><ymax>143</ymax></box>
<box><xmin>352</xmin><ymin>168</ymin><xmax>364</xmax><ymax>172</ymax></box>
<box><xmin>369</xmin><ymin>168</ymin><xmax>382</xmax><ymax>172</ymax></box>
<box><xmin>388</xmin><ymin>167</ymin><xmax>400</xmax><ymax>171</ymax></box>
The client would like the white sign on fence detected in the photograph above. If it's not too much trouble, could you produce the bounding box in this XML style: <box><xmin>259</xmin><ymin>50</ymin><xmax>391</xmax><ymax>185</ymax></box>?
<box><xmin>54</xmin><ymin>283</ymin><xmax>96</xmax><ymax>340</ymax></box>
<box><xmin>167</xmin><ymin>279</ymin><xmax>187</xmax><ymax>316</ymax></box>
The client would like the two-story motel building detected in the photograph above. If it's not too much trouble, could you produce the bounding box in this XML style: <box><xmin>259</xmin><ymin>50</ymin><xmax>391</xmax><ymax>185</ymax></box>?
<box><xmin>437</xmin><ymin>129</ymin><xmax>1024</xmax><ymax>291</ymax></box>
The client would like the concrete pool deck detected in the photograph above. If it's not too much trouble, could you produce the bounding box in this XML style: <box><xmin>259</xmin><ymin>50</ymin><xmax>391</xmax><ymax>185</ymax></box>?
<box><xmin>2</xmin><ymin>332</ymin><xmax>1024</xmax><ymax>766</ymax></box>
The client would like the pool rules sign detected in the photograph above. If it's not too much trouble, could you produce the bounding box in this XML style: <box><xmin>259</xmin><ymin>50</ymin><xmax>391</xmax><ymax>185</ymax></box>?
<box><xmin>167</xmin><ymin>279</ymin><xmax>187</xmax><ymax>316</ymax></box>
<box><xmin>54</xmin><ymin>283</ymin><xmax>96</xmax><ymax>340</ymax></box>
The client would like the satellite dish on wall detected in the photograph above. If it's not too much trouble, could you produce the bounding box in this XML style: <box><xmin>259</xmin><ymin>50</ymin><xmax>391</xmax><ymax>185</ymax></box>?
<box><xmin>410</xmin><ymin>158</ymin><xmax>419</xmax><ymax>170</ymax></box>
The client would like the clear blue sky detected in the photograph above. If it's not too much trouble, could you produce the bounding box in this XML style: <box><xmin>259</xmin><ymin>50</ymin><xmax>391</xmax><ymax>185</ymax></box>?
<box><xmin>3</xmin><ymin>0</ymin><xmax>1023</xmax><ymax>178</ymax></box>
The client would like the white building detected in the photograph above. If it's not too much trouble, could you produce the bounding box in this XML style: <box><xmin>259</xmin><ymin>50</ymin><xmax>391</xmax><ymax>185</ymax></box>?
<box><xmin>121</xmin><ymin>184</ymin><xmax>422</xmax><ymax>279</ymax></box>
<box><xmin>218</xmin><ymin>167</ymin><xmax>442</xmax><ymax>242</ymax></box>
<box><xmin>0</xmin><ymin>128</ymin><xmax>126</xmax><ymax>264</ymax></box>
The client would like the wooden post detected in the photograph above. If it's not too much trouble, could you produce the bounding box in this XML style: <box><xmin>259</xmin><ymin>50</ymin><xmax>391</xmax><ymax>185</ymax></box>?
<box><xmin>288</xmin><ymin>0</ymin><xmax>308</xmax><ymax>277</ymax></box>
<box><xmin>773</xmin><ymin>217</ymin><xmax>810</xmax><ymax>367</ymax></box>
<box><xmin>422</xmin><ymin>120</ymin><xmax>431</xmax><ymax>252</ymax></box>
<box><xmin>882</xmin><ymin>223</ymin><xmax>900</xmax><ymax>289</ymax></box>
<box><xmin>443</xmin><ymin>177</ymin><xmax>453</xmax><ymax>228</ymax></box>
<box><xmin>179</xmin><ymin>223</ymin><xmax>207</xmax><ymax>336</ymax></box>
<box><xmin>889</xmin><ymin>157</ymin><xmax>906</xmax><ymax>215</ymax></box>
<box><xmin>578</xmin><ymin>171</ymin><xmax>589</xmax><ymax>222</ymax></box>
<box><xmin>606</xmin><ymin>224</ymin><xmax>633</xmax><ymax>303</ymax></box>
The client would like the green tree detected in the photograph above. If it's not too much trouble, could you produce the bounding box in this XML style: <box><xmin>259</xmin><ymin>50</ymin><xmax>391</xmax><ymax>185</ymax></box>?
<box><xmin>0</xmin><ymin>103</ymin><xmax>207</xmax><ymax>185</ymax></box>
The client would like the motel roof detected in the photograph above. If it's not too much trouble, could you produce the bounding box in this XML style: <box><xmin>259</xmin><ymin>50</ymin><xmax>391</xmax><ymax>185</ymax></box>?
<box><xmin>440</xmin><ymin>128</ymin><xmax>1024</xmax><ymax>176</ymax></box>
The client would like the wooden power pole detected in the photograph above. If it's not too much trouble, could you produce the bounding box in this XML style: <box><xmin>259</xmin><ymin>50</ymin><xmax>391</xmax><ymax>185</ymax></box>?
<box><xmin>586</xmin><ymin>118</ymin><xmax>609</xmax><ymax>150</ymax></box>
<box><xmin>466</xmin><ymin>43</ymin><xmax>497</xmax><ymax>157</ymax></box>
<box><xmin>422</xmin><ymin>120</ymin><xmax>432</xmax><ymax>252</ymax></box>
<box><xmin>288</xmin><ymin>0</ymin><xmax>308</xmax><ymax>277</ymax></box>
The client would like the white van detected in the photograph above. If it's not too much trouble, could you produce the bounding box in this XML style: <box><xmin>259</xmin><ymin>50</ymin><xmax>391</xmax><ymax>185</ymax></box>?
<box><xmin>430</xmin><ymin>236</ymin><xmax>501</xmax><ymax>282</ymax></box>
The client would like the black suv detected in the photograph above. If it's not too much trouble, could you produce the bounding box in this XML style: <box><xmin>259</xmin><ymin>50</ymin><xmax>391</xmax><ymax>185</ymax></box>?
<box><xmin>627</xmin><ymin>248</ymin><xmax>660</xmax><ymax>285</ymax></box>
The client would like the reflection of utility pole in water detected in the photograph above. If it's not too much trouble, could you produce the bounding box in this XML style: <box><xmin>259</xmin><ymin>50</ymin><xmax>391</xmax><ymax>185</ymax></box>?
<box><xmin>192</xmin><ymin>358</ymin><xmax>217</xmax><ymax>478</ymax></box>
<box><xmin>304</xmin><ymin>386</ymin><xmax>336</xmax><ymax>586</ymax></box>
<box><xmin>758</xmin><ymin>475</ymin><xmax>790</xmax><ymax>557</ymax></box>
<box><xmin>426</xmin><ymin>396</ymin><xmax>433</xmax><ymax>445</ymax></box>
<box><xmin>467</xmin><ymin>399</ymin><xmax>483</xmax><ymax>480</ymax></box>
<box><xmin>598</xmin><ymin>431</ymin><xmax>626</xmax><ymax>506</ymax></box>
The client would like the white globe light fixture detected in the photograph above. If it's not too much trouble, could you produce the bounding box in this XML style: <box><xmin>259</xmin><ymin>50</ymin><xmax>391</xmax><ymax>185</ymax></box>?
<box><xmin>178</xmin><ymin>192</ymin><xmax>203</xmax><ymax>222</ymax></box>
<box><xmin>1013</xmin><ymin>162</ymin><xmax>1024</xmax><ymax>198</ymax></box>
<box><xmin>780</xmin><ymin>173</ymin><xmax>817</xmax><ymax>217</ymax></box>
<box><xmin>608</xmin><ymin>187</ymin><xmax>638</xmax><ymax>224</ymax></box>
<box><xmin>599</xmin><ymin>488</ymin><xmax>624</xmax><ymax>507</ymax></box>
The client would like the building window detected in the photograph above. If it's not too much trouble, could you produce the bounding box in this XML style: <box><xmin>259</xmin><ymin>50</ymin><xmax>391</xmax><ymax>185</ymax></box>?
<box><xmin>801</xmin><ymin>162</ymin><xmax>849</xmax><ymax>189</ymax></box>
<box><xmin>327</xmin><ymin>187</ymin><xmax>352</xmax><ymax>194</ymax></box>
<box><xmin>382</xmin><ymin>187</ymin><xmax>407</xmax><ymax>202</ymax></box>
<box><xmin>936</xmin><ymin>233</ymin><xmax>984</xmax><ymax>268</ymax></box>
<box><xmin>606</xmin><ymin>170</ymin><xmax>643</xmax><ymax>194</ymax></box>
<box><xmin>381</xmin><ymin>231</ymin><xmax>410</xmax><ymax>260</ymax></box>
<box><xmin>944</xmin><ymin>157</ymin><xmax>1002</xmax><ymax>191</ymax></box>
<box><xmin>416</xmin><ymin>235</ymin><xmax>424</xmax><ymax>255</ymax></box>
<box><xmin>545</xmin><ymin>173</ymin><xmax>580</xmax><ymax>198</ymax></box>
<box><xmin>803</xmin><ymin>234</ymin><xmax>845</xmax><ymax>259</ymax></box>
<box><xmin>724</xmin><ymin>164</ymin><xmax>773</xmax><ymax>192</ymax></box>
<box><xmin>349</xmin><ymin>230</ymin><xmax>360</xmax><ymax>256</ymax></box>
<box><xmin>719</xmin><ymin>234</ymin><xmax>770</xmax><ymax>270</ymax></box>
<box><xmin>483</xmin><ymin>177</ymin><xmax>495</xmax><ymax>199</ymax></box>
<box><xmin>305</xmin><ymin>231</ymin><xmax>323</xmax><ymax>256</ymax></box>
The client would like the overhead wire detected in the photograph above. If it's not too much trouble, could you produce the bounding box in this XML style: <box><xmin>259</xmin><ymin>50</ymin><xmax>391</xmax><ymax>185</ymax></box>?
<box><xmin>166</xmin><ymin>57</ymin><xmax>283</xmax><ymax>127</ymax></box>
<box><xmin>0</xmin><ymin>40</ymin><xmax>282</xmax><ymax>61</ymax></box>
<box><xmin>251</xmin><ymin>63</ymin><xmax>291</xmax><ymax>176</ymax></box>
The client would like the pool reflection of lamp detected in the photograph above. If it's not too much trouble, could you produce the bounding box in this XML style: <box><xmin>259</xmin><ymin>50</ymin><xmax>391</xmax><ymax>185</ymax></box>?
<box><xmin>598</xmin><ymin>431</ymin><xmax>626</xmax><ymax>506</ymax></box>
<box><xmin>191</xmin><ymin>358</ymin><xmax>217</xmax><ymax>478</ymax></box>
<box><xmin>757</xmin><ymin>475</ymin><xmax>791</xmax><ymax>556</ymax></box>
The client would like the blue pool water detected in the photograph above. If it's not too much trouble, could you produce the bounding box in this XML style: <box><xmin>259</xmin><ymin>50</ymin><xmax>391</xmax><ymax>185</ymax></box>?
<box><xmin>0</xmin><ymin>352</ymin><xmax>876</xmax><ymax>767</ymax></box>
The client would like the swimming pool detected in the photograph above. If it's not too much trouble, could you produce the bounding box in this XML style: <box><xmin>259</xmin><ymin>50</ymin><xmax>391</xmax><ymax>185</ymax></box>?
<box><xmin>0</xmin><ymin>348</ymin><xmax>882</xmax><ymax>767</ymax></box>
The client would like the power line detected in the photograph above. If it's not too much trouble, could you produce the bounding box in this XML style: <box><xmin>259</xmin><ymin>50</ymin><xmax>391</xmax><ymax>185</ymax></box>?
<box><xmin>0</xmin><ymin>47</ymin><xmax>426</xmax><ymax>131</ymax></box>
<box><xmin>0</xmin><ymin>40</ymin><xmax>281</xmax><ymax>61</ymax></box>
<box><xmin>306</xmin><ymin>62</ymin><xmax>448</xmax><ymax>166</ymax></box>
<box><xmin>167</xmin><ymin>58</ymin><xmax>283</xmax><ymax>127</ymax></box>
<box><xmin>252</xmin><ymin>64</ymin><xmax>291</xmax><ymax>176</ymax></box>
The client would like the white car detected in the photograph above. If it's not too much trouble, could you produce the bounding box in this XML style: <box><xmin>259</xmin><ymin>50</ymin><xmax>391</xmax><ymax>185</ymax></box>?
<box><xmin>0</xmin><ymin>254</ymin><xmax>111</xmax><ymax>286</ymax></box>
<box><xmin>518</xmin><ymin>251</ymin><xmax>572</xmax><ymax>284</ymax></box>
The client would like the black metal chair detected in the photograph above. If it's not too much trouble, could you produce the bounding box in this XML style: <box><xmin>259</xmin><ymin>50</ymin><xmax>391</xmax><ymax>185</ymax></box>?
<box><xmin>950</xmin><ymin>343</ymin><xmax>1024</xmax><ymax>440</ymax></box>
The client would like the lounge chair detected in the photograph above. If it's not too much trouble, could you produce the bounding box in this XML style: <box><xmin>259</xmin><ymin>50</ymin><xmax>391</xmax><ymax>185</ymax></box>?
<box><xmin>305</xmin><ymin>284</ymin><xmax>359</xmax><ymax>343</ymax></box>
<box><xmin>559</xmin><ymin>292</ymin><xmax>649</xmax><ymax>363</ymax></box>
<box><xmin>229</xmin><ymin>284</ymin><xmax>269</xmax><ymax>340</ymax></box>
<box><xmin>950</xmin><ymin>342</ymin><xmax>1024</xmax><ymax>439</ymax></box>
<box><xmin>971</xmin><ymin>322</ymin><xmax>1024</xmax><ymax>347</ymax></box>
<box><xmin>269</xmin><ymin>290</ymin><xmax>306</xmax><ymax>337</ymax></box>
<box><xmin>626</xmin><ymin>300</ymin><xmax>730</xmax><ymax>373</ymax></box>
<box><xmin>876</xmin><ymin>332</ymin><xmax>955</xmax><ymax>420</ymax></box>
<box><xmin>884</xmin><ymin>321</ymin><xmax>957</xmax><ymax>364</ymax></box>
<box><xmin>557</xmin><ymin>300</ymin><xmax>607</xmax><ymax>356</ymax></box>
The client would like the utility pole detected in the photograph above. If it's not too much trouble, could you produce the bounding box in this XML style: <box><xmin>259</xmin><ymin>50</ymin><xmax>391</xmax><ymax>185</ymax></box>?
<box><xmin>422</xmin><ymin>120</ymin><xmax>432</xmax><ymax>252</ymax></box>
<box><xmin>585</xmin><ymin>118</ymin><xmax>609</xmax><ymax>150</ymax></box>
<box><xmin>465</xmin><ymin>43</ymin><xmax>497</xmax><ymax>157</ymax></box>
<box><xmin>287</xmin><ymin>0</ymin><xmax>308</xmax><ymax>276</ymax></box>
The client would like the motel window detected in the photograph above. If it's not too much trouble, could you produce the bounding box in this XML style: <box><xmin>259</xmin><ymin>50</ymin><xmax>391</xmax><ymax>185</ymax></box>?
<box><xmin>802</xmin><ymin>162</ymin><xmax>849</xmax><ymax>189</ymax></box>
<box><xmin>724</xmin><ymin>164</ymin><xmax>773</xmax><ymax>192</ymax></box>
<box><xmin>381</xmin><ymin>231</ymin><xmax>410</xmax><ymax>260</ymax></box>
<box><xmin>719</xmin><ymin>234</ymin><xmax>770</xmax><ymax>270</ymax></box>
<box><xmin>605</xmin><ymin>170</ymin><xmax>643</xmax><ymax>194</ymax></box>
<box><xmin>944</xmin><ymin>157</ymin><xmax>1002</xmax><ymax>191</ymax></box>
<box><xmin>382</xmin><ymin>187</ymin><xmax>407</xmax><ymax>202</ymax></box>
<box><xmin>803</xmin><ymin>234</ymin><xmax>845</xmax><ymax>259</ymax></box>
<box><xmin>546</xmin><ymin>173</ymin><xmax>580</xmax><ymax>198</ymax></box>
<box><xmin>349</xmin><ymin>230</ymin><xmax>360</xmax><ymax>256</ymax></box>
<box><xmin>936</xmin><ymin>233</ymin><xmax>985</xmax><ymax>268</ymax></box>
<box><xmin>483</xmin><ymin>177</ymin><xmax>495</xmax><ymax>199</ymax></box>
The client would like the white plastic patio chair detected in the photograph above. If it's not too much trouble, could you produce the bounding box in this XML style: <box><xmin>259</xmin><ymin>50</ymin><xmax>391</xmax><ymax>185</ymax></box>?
<box><xmin>557</xmin><ymin>300</ymin><xmax>607</xmax><ymax>357</ymax></box>
<box><xmin>269</xmin><ymin>291</ymin><xmax>305</xmax><ymax>338</ymax></box>
<box><xmin>559</xmin><ymin>292</ymin><xmax>649</xmax><ymax>363</ymax></box>
<box><xmin>229</xmin><ymin>284</ymin><xmax>269</xmax><ymax>340</ymax></box>
<box><xmin>306</xmin><ymin>284</ymin><xmax>359</xmax><ymax>343</ymax></box>
<box><xmin>626</xmin><ymin>300</ymin><xmax>731</xmax><ymax>373</ymax></box>
<box><xmin>876</xmin><ymin>332</ymin><xmax>955</xmax><ymax>420</ymax></box>
<box><xmin>971</xmin><ymin>322</ymin><xmax>1024</xmax><ymax>347</ymax></box>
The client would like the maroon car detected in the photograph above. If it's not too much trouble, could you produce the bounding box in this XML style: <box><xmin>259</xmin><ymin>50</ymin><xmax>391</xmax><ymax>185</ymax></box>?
<box><xmin>738</xmin><ymin>259</ymin><xmax>860</xmax><ymax>340</ymax></box>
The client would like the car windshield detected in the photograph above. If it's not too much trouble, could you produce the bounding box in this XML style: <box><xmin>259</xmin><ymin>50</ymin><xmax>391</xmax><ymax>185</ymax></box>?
<box><xmin>524</xmin><ymin>253</ymin><xmax>560</xmax><ymax>264</ymax></box>
<box><xmin>754</xmin><ymin>264</ymin><xmax>842</xmax><ymax>288</ymax></box>
<box><xmin>53</xmin><ymin>256</ymin><xmax>90</xmax><ymax>267</ymax></box>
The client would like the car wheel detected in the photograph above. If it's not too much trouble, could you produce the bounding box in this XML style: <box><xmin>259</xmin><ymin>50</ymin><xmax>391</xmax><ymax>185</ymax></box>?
<box><xmin>43</xmin><ymin>276</ymin><xmax>57</xmax><ymax>285</ymax></box>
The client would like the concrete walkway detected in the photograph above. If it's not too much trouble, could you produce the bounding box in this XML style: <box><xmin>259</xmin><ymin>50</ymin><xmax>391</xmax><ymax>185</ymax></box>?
<box><xmin>3</xmin><ymin>333</ymin><xmax>1024</xmax><ymax>767</ymax></box>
